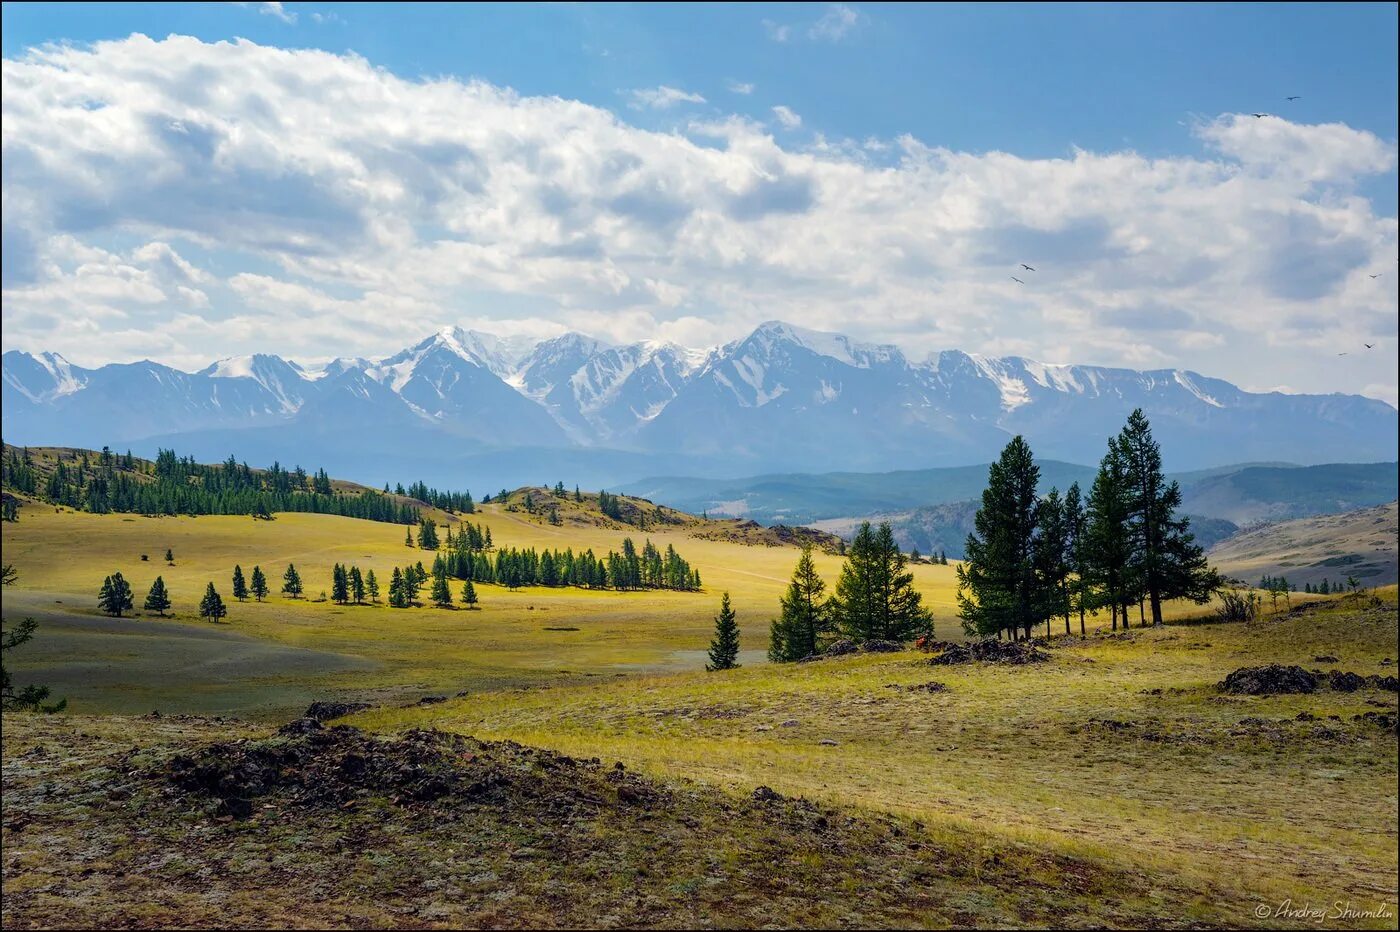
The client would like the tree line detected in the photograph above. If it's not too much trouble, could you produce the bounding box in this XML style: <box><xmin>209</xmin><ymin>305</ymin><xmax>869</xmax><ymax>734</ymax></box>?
<box><xmin>957</xmin><ymin>410</ymin><xmax>1220</xmax><ymax>641</ymax></box>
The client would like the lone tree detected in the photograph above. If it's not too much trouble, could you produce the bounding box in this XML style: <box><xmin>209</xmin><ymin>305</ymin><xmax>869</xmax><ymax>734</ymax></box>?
<box><xmin>165</xmin><ymin>548</ymin><xmax>174</xmax><ymax>564</ymax></box>
<box><xmin>98</xmin><ymin>571</ymin><xmax>135</xmax><ymax>618</ymax></box>
<box><xmin>706</xmin><ymin>592</ymin><xmax>741</xmax><ymax>671</ymax></box>
<box><xmin>834</xmin><ymin>522</ymin><xmax>932</xmax><ymax>642</ymax></box>
<box><xmin>768</xmin><ymin>547</ymin><xmax>831</xmax><ymax>662</ymax></box>
<box><xmin>143</xmin><ymin>576</ymin><xmax>172</xmax><ymax>616</ymax></box>
<box><xmin>282</xmin><ymin>563</ymin><xmax>303</xmax><ymax>599</ymax></box>
<box><xmin>250</xmin><ymin>565</ymin><xmax>269</xmax><ymax>602</ymax></box>
<box><xmin>958</xmin><ymin>436</ymin><xmax>1041</xmax><ymax>641</ymax></box>
<box><xmin>199</xmin><ymin>583</ymin><xmax>227</xmax><ymax>621</ymax></box>
<box><xmin>1114</xmin><ymin>410</ymin><xmax>1220</xmax><ymax>625</ymax></box>
<box><xmin>232</xmin><ymin>565</ymin><xmax>248</xmax><ymax>601</ymax></box>
<box><xmin>461</xmin><ymin>579</ymin><xmax>479</xmax><ymax>609</ymax></box>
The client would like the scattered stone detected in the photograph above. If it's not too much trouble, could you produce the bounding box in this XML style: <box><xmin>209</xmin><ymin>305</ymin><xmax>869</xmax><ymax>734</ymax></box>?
<box><xmin>1217</xmin><ymin>665</ymin><xmax>1317</xmax><ymax>695</ymax></box>
<box><xmin>277</xmin><ymin>718</ymin><xmax>324</xmax><ymax>737</ymax></box>
<box><xmin>824</xmin><ymin>640</ymin><xmax>858</xmax><ymax>657</ymax></box>
<box><xmin>416</xmin><ymin>695</ymin><xmax>448</xmax><ymax>706</ymax></box>
<box><xmin>1325</xmin><ymin>670</ymin><xmax>1368</xmax><ymax>692</ymax></box>
<box><xmin>819</xmin><ymin>739</ymin><xmax>839</xmax><ymax>747</ymax></box>
<box><xmin>779</xmin><ymin>720</ymin><xmax>801</xmax><ymax>728</ymax></box>
<box><xmin>303</xmin><ymin>701</ymin><xmax>371</xmax><ymax>721</ymax></box>
<box><xmin>887</xmin><ymin>681</ymin><xmax>948</xmax><ymax>693</ymax></box>
<box><xmin>929</xmin><ymin>639</ymin><xmax>1049</xmax><ymax>666</ymax></box>
<box><xmin>1314</xmin><ymin>655</ymin><xmax>1339</xmax><ymax>663</ymax></box>
<box><xmin>861</xmin><ymin>639</ymin><xmax>904</xmax><ymax>653</ymax></box>
<box><xmin>1353</xmin><ymin>711</ymin><xmax>1398</xmax><ymax>732</ymax></box>
<box><xmin>751</xmin><ymin>785</ymin><xmax>782</xmax><ymax>802</ymax></box>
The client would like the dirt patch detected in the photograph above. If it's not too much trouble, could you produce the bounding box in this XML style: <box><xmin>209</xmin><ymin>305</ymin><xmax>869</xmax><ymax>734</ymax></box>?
<box><xmin>928</xmin><ymin>639</ymin><xmax>1050</xmax><ymax>666</ymax></box>
<box><xmin>1218</xmin><ymin>665</ymin><xmax>1318</xmax><ymax>695</ymax></box>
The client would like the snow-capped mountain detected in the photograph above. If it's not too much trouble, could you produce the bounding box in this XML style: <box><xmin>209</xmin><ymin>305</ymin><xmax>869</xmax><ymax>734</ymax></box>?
<box><xmin>2</xmin><ymin>321</ymin><xmax>1395</xmax><ymax>479</ymax></box>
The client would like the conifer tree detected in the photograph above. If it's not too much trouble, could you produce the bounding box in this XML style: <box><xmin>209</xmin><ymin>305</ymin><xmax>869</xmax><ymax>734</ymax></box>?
<box><xmin>199</xmin><ymin>582</ymin><xmax>227</xmax><ymax>621</ymax></box>
<box><xmin>462</xmin><ymin>579</ymin><xmax>479</xmax><ymax>608</ymax></box>
<box><xmin>143</xmin><ymin>576</ymin><xmax>171</xmax><ymax>616</ymax></box>
<box><xmin>957</xmin><ymin>437</ymin><xmax>1041</xmax><ymax>640</ymax></box>
<box><xmin>430</xmin><ymin>565</ymin><xmax>453</xmax><ymax>608</ymax></box>
<box><xmin>768</xmin><ymin>547</ymin><xmax>831</xmax><ymax>662</ymax></box>
<box><xmin>402</xmin><ymin>565</ymin><xmax>421</xmax><ymax>605</ymax></box>
<box><xmin>331</xmin><ymin>563</ymin><xmax>349</xmax><ymax>605</ymax></box>
<box><xmin>1114</xmin><ymin>410</ymin><xmax>1220</xmax><ymax>625</ymax></box>
<box><xmin>1035</xmin><ymin>487</ymin><xmax>1072</xmax><ymax>636</ymax></box>
<box><xmin>1085</xmin><ymin>443</ymin><xmax>1135</xmax><ymax>631</ymax></box>
<box><xmin>1063</xmin><ymin>482</ymin><xmax>1089</xmax><ymax>636</ymax></box>
<box><xmin>405</xmin><ymin>527</ymin><xmax>415</xmax><ymax>548</ymax></box>
<box><xmin>706</xmin><ymin>592</ymin><xmax>741</xmax><ymax>671</ymax></box>
<box><xmin>165</xmin><ymin>548</ymin><xmax>174</xmax><ymax>564</ymax></box>
<box><xmin>366</xmin><ymin>569</ymin><xmax>380</xmax><ymax>602</ymax></box>
<box><xmin>418</xmin><ymin>519</ymin><xmax>439</xmax><ymax>550</ymax></box>
<box><xmin>98</xmin><ymin>571</ymin><xmax>134</xmax><ymax>617</ymax></box>
<box><xmin>232</xmin><ymin>565</ymin><xmax>249</xmax><ymax>601</ymax></box>
<box><xmin>350</xmin><ymin>566</ymin><xmax>365</xmax><ymax>604</ymax></box>
<box><xmin>834</xmin><ymin>522</ymin><xmax>932</xmax><ymax>641</ymax></box>
<box><xmin>388</xmin><ymin>567</ymin><xmax>407</xmax><ymax>608</ymax></box>
<box><xmin>282</xmin><ymin>563</ymin><xmax>303</xmax><ymax>599</ymax></box>
<box><xmin>250</xmin><ymin>565</ymin><xmax>269</xmax><ymax>601</ymax></box>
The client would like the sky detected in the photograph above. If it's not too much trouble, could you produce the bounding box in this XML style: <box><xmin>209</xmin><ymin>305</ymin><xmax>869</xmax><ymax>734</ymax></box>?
<box><xmin>2</xmin><ymin>2</ymin><xmax>1397</xmax><ymax>405</ymax></box>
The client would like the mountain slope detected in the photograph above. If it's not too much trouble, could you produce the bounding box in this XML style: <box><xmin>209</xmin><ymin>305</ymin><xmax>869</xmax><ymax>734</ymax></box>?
<box><xmin>1208</xmin><ymin>500</ymin><xmax>1399</xmax><ymax>587</ymax></box>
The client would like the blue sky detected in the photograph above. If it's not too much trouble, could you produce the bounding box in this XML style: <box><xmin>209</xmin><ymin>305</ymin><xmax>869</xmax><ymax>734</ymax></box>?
<box><xmin>2</xmin><ymin>2</ymin><xmax>1397</xmax><ymax>403</ymax></box>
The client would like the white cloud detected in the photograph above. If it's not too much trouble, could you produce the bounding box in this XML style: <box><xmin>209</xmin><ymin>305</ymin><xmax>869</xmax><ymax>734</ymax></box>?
<box><xmin>809</xmin><ymin>4</ymin><xmax>860</xmax><ymax>41</ymax></box>
<box><xmin>727</xmin><ymin>81</ymin><xmax>755</xmax><ymax>95</ymax></box>
<box><xmin>232</xmin><ymin>2</ymin><xmax>297</xmax><ymax>24</ymax></box>
<box><xmin>1</xmin><ymin>34</ymin><xmax>1395</xmax><ymax>405</ymax></box>
<box><xmin>762</xmin><ymin>20</ymin><xmax>792</xmax><ymax>43</ymax></box>
<box><xmin>771</xmin><ymin>105</ymin><xmax>803</xmax><ymax>130</ymax></box>
<box><xmin>628</xmin><ymin>85</ymin><xmax>706</xmax><ymax>110</ymax></box>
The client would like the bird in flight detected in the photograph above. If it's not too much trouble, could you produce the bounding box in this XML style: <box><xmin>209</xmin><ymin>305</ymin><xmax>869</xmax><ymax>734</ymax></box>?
<box><xmin>1370</xmin><ymin>273</ymin><xmax>1383</xmax><ymax>278</ymax></box>
<box><xmin>1010</xmin><ymin>276</ymin><xmax>1025</xmax><ymax>284</ymax></box>
<box><xmin>1286</xmin><ymin>96</ymin><xmax>1302</xmax><ymax>101</ymax></box>
<box><xmin>1251</xmin><ymin>112</ymin><xmax>1271</xmax><ymax>118</ymax></box>
<box><xmin>1020</xmin><ymin>264</ymin><xmax>1036</xmax><ymax>272</ymax></box>
<box><xmin>1338</xmin><ymin>352</ymin><xmax>1349</xmax><ymax>356</ymax></box>
<box><xmin>1365</xmin><ymin>343</ymin><xmax>1375</xmax><ymax>349</ymax></box>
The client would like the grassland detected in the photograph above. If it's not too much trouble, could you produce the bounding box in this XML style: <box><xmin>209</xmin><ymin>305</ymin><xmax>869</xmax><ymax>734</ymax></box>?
<box><xmin>1210</xmin><ymin>500</ymin><xmax>1399</xmax><ymax>588</ymax></box>
<box><xmin>3</xmin><ymin>503</ymin><xmax>1395</xmax><ymax>927</ymax></box>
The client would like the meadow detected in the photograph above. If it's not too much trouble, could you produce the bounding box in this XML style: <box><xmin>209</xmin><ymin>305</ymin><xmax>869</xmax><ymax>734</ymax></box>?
<box><xmin>3</xmin><ymin>502</ymin><xmax>1395</xmax><ymax>927</ymax></box>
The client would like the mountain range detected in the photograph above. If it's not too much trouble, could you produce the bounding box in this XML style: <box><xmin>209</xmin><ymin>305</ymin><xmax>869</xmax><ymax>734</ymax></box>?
<box><xmin>4</xmin><ymin>321</ymin><xmax>1396</xmax><ymax>491</ymax></box>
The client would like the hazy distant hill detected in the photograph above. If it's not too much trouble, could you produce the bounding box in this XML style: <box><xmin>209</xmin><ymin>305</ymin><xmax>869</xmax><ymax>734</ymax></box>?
<box><xmin>1208</xmin><ymin>501</ymin><xmax>1399</xmax><ymax>588</ymax></box>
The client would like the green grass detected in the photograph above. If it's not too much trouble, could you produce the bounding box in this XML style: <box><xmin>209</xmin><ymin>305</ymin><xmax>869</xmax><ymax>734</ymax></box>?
<box><xmin>356</xmin><ymin>592</ymin><xmax>1400</xmax><ymax>925</ymax></box>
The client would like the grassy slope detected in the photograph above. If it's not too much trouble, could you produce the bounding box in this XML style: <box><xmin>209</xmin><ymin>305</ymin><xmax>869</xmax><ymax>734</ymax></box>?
<box><xmin>1208</xmin><ymin>500</ymin><xmax>1399</xmax><ymax>588</ymax></box>
<box><xmin>358</xmin><ymin>593</ymin><xmax>1400</xmax><ymax>925</ymax></box>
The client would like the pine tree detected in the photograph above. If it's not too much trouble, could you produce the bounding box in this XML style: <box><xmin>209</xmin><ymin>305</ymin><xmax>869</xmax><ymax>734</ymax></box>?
<box><xmin>462</xmin><ymin>579</ymin><xmax>479</xmax><ymax>608</ymax></box>
<box><xmin>143</xmin><ymin>576</ymin><xmax>171</xmax><ymax>616</ymax></box>
<box><xmin>1063</xmin><ymin>483</ymin><xmax>1089</xmax><ymax>636</ymax></box>
<box><xmin>165</xmin><ymin>548</ymin><xmax>174</xmax><ymax>564</ymax></box>
<box><xmin>430</xmin><ymin>565</ymin><xmax>453</xmax><ymax>608</ymax></box>
<box><xmin>1115</xmin><ymin>410</ymin><xmax>1220</xmax><ymax>625</ymax></box>
<box><xmin>232</xmin><ymin>565</ymin><xmax>249</xmax><ymax>601</ymax></box>
<box><xmin>388</xmin><ymin>567</ymin><xmax>408</xmax><ymax>608</ymax></box>
<box><xmin>402</xmin><ymin>565</ymin><xmax>421</xmax><ymax>605</ymax></box>
<box><xmin>331</xmin><ymin>563</ymin><xmax>349</xmax><ymax>604</ymax></box>
<box><xmin>405</xmin><ymin>527</ymin><xmax>415</xmax><ymax>548</ymax></box>
<box><xmin>957</xmin><ymin>437</ymin><xmax>1041</xmax><ymax>640</ymax></box>
<box><xmin>1035</xmin><ymin>487</ymin><xmax>1072</xmax><ymax>636</ymax></box>
<box><xmin>250</xmin><ymin>565</ymin><xmax>269</xmax><ymax>601</ymax></box>
<box><xmin>834</xmin><ymin>522</ymin><xmax>932</xmax><ymax>642</ymax></box>
<box><xmin>768</xmin><ymin>547</ymin><xmax>831</xmax><ymax>662</ymax></box>
<box><xmin>98</xmin><ymin>571</ymin><xmax>134</xmax><ymax>617</ymax></box>
<box><xmin>282</xmin><ymin>563</ymin><xmax>303</xmax><ymax>599</ymax></box>
<box><xmin>1085</xmin><ymin>442</ymin><xmax>1136</xmax><ymax>631</ymax></box>
<box><xmin>419</xmin><ymin>519</ymin><xmax>439</xmax><ymax>550</ymax></box>
<box><xmin>350</xmin><ymin>566</ymin><xmax>365</xmax><ymax>604</ymax></box>
<box><xmin>199</xmin><ymin>582</ymin><xmax>227</xmax><ymax>621</ymax></box>
<box><xmin>366</xmin><ymin>569</ymin><xmax>380</xmax><ymax>603</ymax></box>
<box><xmin>706</xmin><ymin>592</ymin><xmax>741</xmax><ymax>671</ymax></box>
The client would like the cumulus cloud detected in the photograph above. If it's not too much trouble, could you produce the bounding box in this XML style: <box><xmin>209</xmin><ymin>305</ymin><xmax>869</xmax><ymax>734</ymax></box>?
<box><xmin>627</xmin><ymin>85</ymin><xmax>707</xmax><ymax>110</ymax></box>
<box><xmin>0</xmin><ymin>34</ymin><xmax>1395</xmax><ymax>404</ymax></box>
<box><xmin>771</xmin><ymin>105</ymin><xmax>803</xmax><ymax>130</ymax></box>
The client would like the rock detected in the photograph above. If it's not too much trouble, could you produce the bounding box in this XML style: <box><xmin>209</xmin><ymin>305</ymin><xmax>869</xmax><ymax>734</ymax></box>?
<box><xmin>819</xmin><ymin>739</ymin><xmax>839</xmax><ymax>747</ymax></box>
<box><xmin>929</xmin><ymin>639</ymin><xmax>1049</xmax><ymax>666</ymax></box>
<box><xmin>277</xmin><ymin>717</ymin><xmax>324</xmax><ymax>737</ymax></box>
<box><xmin>303</xmin><ymin>700</ymin><xmax>371</xmax><ymax>721</ymax></box>
<box><xmin>779</xmin><ymin>720</ymin><xmax>801</xmax><ymax>728</ymax></box>
<box><xmin>1218</xmin><ymin>665</ymin><xmax>1317</xmax><ymax>695</ymax></box>
<box><xmin>823</xmin><ymin>640</ymin><xmax>858</xmax><ymax>657</ymax></box>
<box><xmin>751</xmin><ymin>785</ymin><xmax>782</xmax><ymax>802</ymax></box>
<box><xmin>1326</xmin><ymin>670</ymin><xmax>1368</xmax><ymax>692</ymax></box>
<box><xmin>1314</xmin><ymin>655</ymin><xmax>1340</xmax><ymax>663</ymax></box>
<box><xmin>416</xmin><ymin>695</ymin><xmax>448</xmax><ymax>706</ymax></box>
<box><xmin>860</xmin><ymin>639</ymin><xmax>904</xmax><ymax>653</ymax></box>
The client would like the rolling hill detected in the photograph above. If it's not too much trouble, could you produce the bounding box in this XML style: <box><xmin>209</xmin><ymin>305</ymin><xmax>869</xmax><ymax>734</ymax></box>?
<box><xmin>1207</xmin><ymin>500</ymin><xmax>1400</xmax><ymax>588</ymax></box>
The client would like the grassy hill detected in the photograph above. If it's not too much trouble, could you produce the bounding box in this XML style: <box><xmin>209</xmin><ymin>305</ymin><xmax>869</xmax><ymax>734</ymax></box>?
<box><xmin>1209</xmin><ymin>500</ymin><xmax>1400</xmax><ymax>588</ymax></box>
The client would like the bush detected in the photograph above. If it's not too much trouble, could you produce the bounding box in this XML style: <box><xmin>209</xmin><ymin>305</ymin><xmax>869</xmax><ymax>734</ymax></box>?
<box><xmin>1215</xmin><ymin>589</ymin><xmax>1259</xmax><ymax>624</ymax></box>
